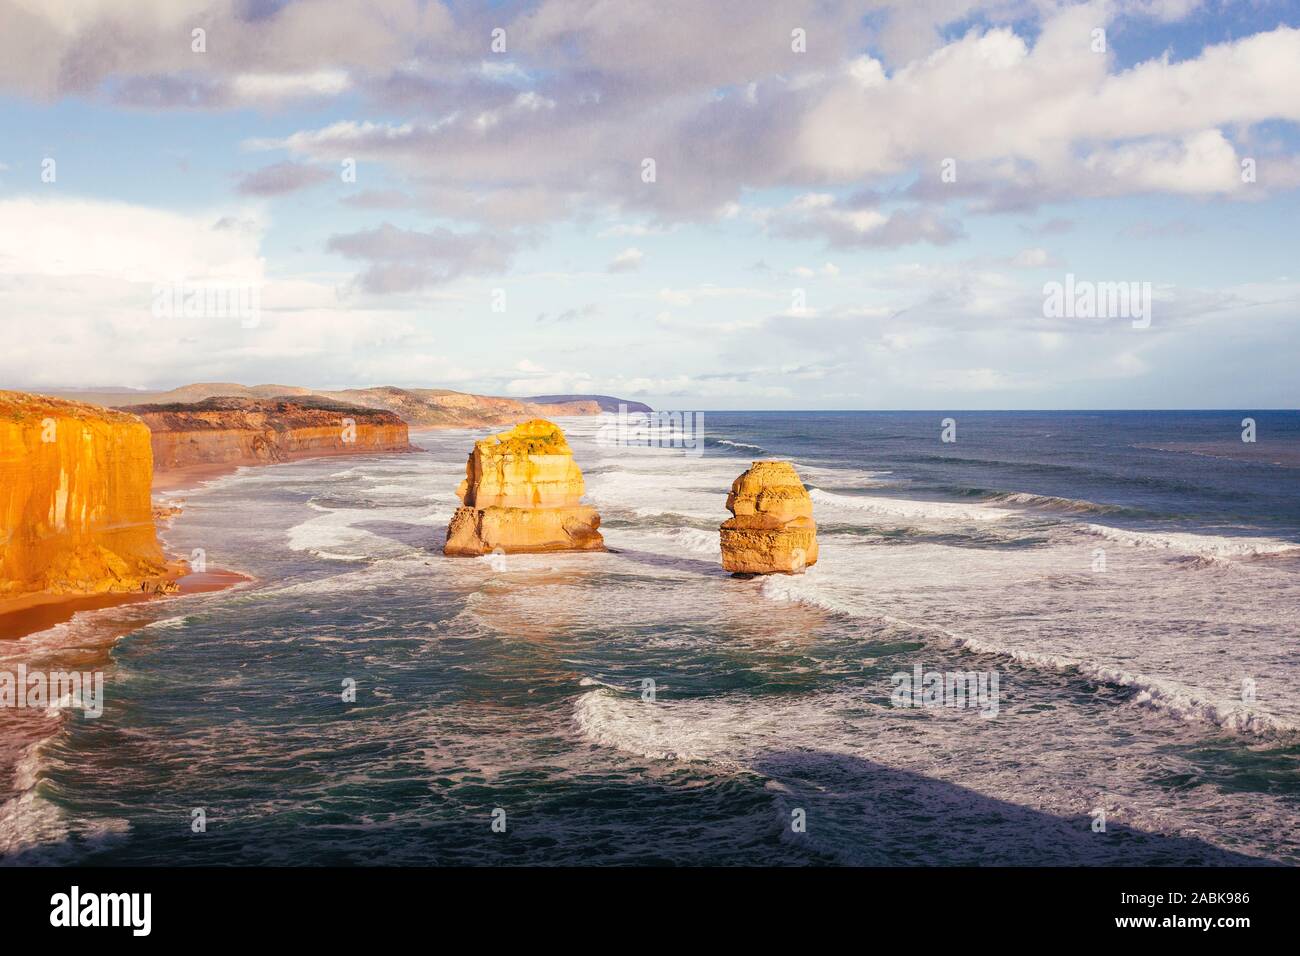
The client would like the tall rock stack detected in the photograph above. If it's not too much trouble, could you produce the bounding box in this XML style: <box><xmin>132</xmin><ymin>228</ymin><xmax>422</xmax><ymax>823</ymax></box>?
<box><xmin>443</xmin><ymin>419</ymin><xmax>605</xmax><ymax>556</ymax></box>
<box><xmin>719</xmin><ymin>460</ymin><xmax>818</xmax><ymax>574</ymax></box>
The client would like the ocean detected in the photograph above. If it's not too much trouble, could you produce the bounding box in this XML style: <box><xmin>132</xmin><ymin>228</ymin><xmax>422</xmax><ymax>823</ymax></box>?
<box><xmin>2</xmin><ymin>410</ymin><xmax>1298</xmax><ymax>865</ymax></box>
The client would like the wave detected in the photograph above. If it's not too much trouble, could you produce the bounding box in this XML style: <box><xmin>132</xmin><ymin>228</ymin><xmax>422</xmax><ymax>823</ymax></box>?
<box><xmin>760</xmin><ymin>570</ymin><xmax>860</xmax><ymax>617</ymax></box>
<box><xmin>985</xmin><ymin>491</ymin><xmax>1126</xmax><ymax>515</ymax></box>
<box><xmin>634</xmin><ymin>527</ymin><xmax>721</xmax><ymax>557</ymax></box>
<box><xmin>809</xmin><ymin>488</ymin><xmax>1012</xmax><ymax>523</ymax></box>
<box><xmin>570</xmin><ymin>687</ymin><xmax>1293</xmax><ymax>864</ymax></box>
<box><xmin>755</xmin><ymin>572</ymin><xmax>1299</xmax><ymax>740</ymax></box>
<box><xmin>943</xmin><ymin>618</ymin><xmax>1300</xmax><ymax>740</ymax></box>
<box><xmin>1086</xmin><ymin>524</ymin><xmax>1300</xmax><ymax>559</ymax></box>
<box><xmin>143</xmin><ymin>615</ymin><xmax>189</xmax><ymax>630</ymax></box>
<box><xmin>942</xmin><ymin>623</ymin><xmax>1299</xmax><ymax>740</ymax></box>
<box><xmin>0</xmin><ymin>740</ymin><xmax>133</xmax><ymax>864</ymax></box>
<box><xmin>711</xmin><ymin>438</ymin><xmax>764</xmax><ymax>453</ymax></box>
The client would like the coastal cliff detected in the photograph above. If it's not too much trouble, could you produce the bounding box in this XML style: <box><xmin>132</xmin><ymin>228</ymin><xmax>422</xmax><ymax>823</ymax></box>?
<box><xmin>131</xmin><ymin>397</ymin><xmax>414</xmax><ymax>476</ymax></box>
<box><xmin>444</xmin><ymin>419</ymin><xmax>604</xmax><ymax>555</ymax></box>
<box><xmin>0</xmin><ymin>391</ymin><xmax>169</xmax><ymax>598</ymax></box>
<box><xmin>720</xmin><ymin>460</ymin><xmax>818</xmax><ymax>574</ymax></box>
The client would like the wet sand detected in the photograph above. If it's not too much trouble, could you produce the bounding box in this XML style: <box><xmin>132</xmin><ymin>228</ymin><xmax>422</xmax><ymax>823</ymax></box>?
<box><xmin>152</xmin><ymin>461</ymin><xmax>246</xmax><ymax>492</ymax></box>
<box><xmin>0</xmin><ymin>568</ymin><xmax>250</xmax><ymax>641</ymax></box>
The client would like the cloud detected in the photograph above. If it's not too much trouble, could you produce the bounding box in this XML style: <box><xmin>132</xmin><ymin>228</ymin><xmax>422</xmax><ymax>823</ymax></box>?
<box><xmin>537</xmin><ymin>303</ymin><xmax>599</xmax><ymax>324</ymax></box>
<box><xmin>789</xmin><ymin>263</ymin><xmax>840</xmax><ymax>278</ymax></box>
<box><xmin>0</xmin><ymin>0</ymin><xmax>460</xmax><ymax>100</ymax></box>
<box><xmin>222</xmin><ymin>5</ymin><xmax>1300</xmax><ymax>231</ymax></box>
<box><xmin>1022</xmin><ymin>217</ymin><xmax>1075</xmax><ymax>236</ymax></box>
<box><xmin>766</xmin><ymin>193</ymin><xmax>964</xmax><ymax>248</ymax></box>
<box><xmin>1009</xmin><ymin>247</ymin><xmax>1057</xmax><ymax>268</ymax></box>
<box><xmin>326</xmin><ymin>223</ymin><xmax>523</xmax><ymax>292</ymax></box>
<box><xmin>1118</xmin><ymin>218</ymin><xmax>1201</xmax><ymax>239</ymax></box>
<box><xmin>8</xmin><ymin>2</ymin><xmax>1300</xmax><ymax>226</ymax></box>
<box><xmin>230</xmin><ymin>70</ymin><xmax>352</xmax><ymax>100</ymax></box>
<box><xmin>237</xmin><ymin>161</ymin><xmax>334</xmax><ymax>196</ymax></box>
<box><xmin>607</xmin><ymin>247</ymin><xmax>643</xmax><ymax>273</ymax></box>
<box><xmin>0</xmin><ymin>195</ymin><xmax>264</xmax><ymax>283</ymax></box>
<box><xmin>3</xmin><ymin>2</ymin><xmax>1299</xmax><ymax>409</ymax></box>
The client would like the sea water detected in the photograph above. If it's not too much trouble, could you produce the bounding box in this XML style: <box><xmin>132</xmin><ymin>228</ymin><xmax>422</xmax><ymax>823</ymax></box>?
<box><xmin>2</xmin><ymin>411</ymin><xmax>1297</xmax><ymax>865</ymax></box>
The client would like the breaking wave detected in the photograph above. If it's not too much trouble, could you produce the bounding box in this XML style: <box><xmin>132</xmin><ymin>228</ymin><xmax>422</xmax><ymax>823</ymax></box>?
<box><xmin>1086</xmin><ymin>524</ymin><xmax>1300</xmax><ymax>559</ymax></box>
<box><xmin>809</xmin><ymin>488</ymin><xmax>1013</xmax><ymax>523</ymax></box>
<box><xmin>985</xmin><ymin>491</ymin><xmax>1126</xmax><ymax>515</ymax></box>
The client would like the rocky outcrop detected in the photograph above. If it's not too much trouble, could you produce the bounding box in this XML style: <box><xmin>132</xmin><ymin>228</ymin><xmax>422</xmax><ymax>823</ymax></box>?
<box><xmin>444</xmin><ymin>419</ymin><xmax>604</xmax><ymax>555</ymax></box>
<box><xmin>0</xmin><ymin>391</ymin><xmax>170</xmax><ymax>597</ymax></box>
<box><xmin>131</xmin><ymin>397</ymin><xmax>414</xmax><ymax>474</ymax></box>
<box><xmin>719</xmin><ymin>461</ymin><xmax>818</xmax><ymax>574</ymax></box>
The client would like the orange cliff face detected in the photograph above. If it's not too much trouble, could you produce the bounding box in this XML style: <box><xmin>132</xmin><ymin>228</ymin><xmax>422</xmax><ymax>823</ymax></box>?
<box><xmin>129</xmin><ymin>397</ymin><xmax>414</xmax><ymax>479</ymax></box>
<box><xmin>719</xmin><ymin>460</ymin><xmax>819</xmax><ymax>575</ymax></box>
<box><xmin>444</xmin><ymin>419</ymin><xmax>605</xmax><ymax>556</ymax></box>
<box><xmin>0</xmin><ymin>391</ymin><xmax>169</xmax><ymax>598</ymax></box>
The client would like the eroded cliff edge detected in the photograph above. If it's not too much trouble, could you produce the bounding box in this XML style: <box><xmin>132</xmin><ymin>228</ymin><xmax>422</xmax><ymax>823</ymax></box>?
<box><xmin>130</xmin><ymin>397</ymin><xmax>415</xmax><ymax>478</ymax></box>
<box><xmin>0</xmin><ymin>391</ymin><xmax>169</xmax><ymax>598</ymax></box>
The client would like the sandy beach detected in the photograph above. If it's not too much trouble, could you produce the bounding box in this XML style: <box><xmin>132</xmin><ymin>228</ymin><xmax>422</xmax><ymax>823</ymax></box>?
<box><xmin>0</xmin><ymin>567</ymin><xmax>250</xmax><ymax>641</ymax></box>
<box><xmin>151</xmin><ymin>461</ymin><xmax>247</xmax><ymax>492</ymax></box>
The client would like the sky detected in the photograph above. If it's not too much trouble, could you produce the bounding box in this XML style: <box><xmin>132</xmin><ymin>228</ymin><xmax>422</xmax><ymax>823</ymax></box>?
<box><xmin>0</xmin><ymin>0</ymin><xmax>1297</xmax><ymax>410</ymax></box>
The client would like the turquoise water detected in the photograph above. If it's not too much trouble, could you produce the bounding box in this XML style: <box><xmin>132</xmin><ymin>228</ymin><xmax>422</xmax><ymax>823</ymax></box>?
<box><xmin>3</xmin><ymin>412</ymin><xmax>1298</xmax><ymax>865</ymax></box>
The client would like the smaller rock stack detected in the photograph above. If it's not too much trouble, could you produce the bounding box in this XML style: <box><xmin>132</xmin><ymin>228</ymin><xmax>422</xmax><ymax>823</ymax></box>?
<box><xmin>719</xmin><ymin>460</ymin><xmax>818</xmax><ymax>574</ymax></box>
<box><xmin>443</xmin><ymin>419</ymin><xmax>605</xmax><ymax>556</ymax></box>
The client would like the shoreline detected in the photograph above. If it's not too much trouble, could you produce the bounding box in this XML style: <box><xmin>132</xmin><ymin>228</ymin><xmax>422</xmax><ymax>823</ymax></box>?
<box><xmin>3</xmin><ymin>442</ymin><xmax>425</xmax><ymax>637</ymax></box>
<box><xmin>0</xmin><ymin>567</ymin><xmax>251</xmax><ymax>642</ymax></box>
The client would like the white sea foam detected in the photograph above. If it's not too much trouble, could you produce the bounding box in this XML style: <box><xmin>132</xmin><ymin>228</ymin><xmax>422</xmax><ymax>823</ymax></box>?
<box><xmin>919</xmin><ymin>619</ymin><xmax>1299</xmax><ymax>739</ymax></box>
<box><xmin>287</xmin><ymin>497</ymin><xmax>439</xmax><ymax>561</ymax></box>
<box><xmin>633</xmin><ymin>527</ymin><xmax>720</xmax><ymax>557</ymax></box>
<box><xmin>0</xmin><ymin>743</ymin><xmax>74</xmax><ymax>863</ymax></box>
<box><xmin>809</xmin><ymin>488</ymin><xmax>1013</xmax><ymax>523</ymax></box>
<box><xmin>989</xmin><ymin>491</ymin><xmax>1123</xmax><ymax>514</ymax></box>
<box><xmin>759</xmin><ymin>567</ymin><xmax>859</xmax><ymax>617</ymax></box>
<box><xmin>754</xmin><ymin>536</ymin><xmax>1300</xmax><ymax>739</ymax></box>
<box><xmin>144</xmin><ymin>615</ymin><xmax>188</xmax><ymax>630</ymax></box>
<box><xmin>571</xmin><ymin>688</ymin><xmax>1296</xmax><ymax>864</ymax></box>
<box><xmin>1086</xmin><ymin>524</ymin><xmax>1300</xmax><ymax>559</ymax></box>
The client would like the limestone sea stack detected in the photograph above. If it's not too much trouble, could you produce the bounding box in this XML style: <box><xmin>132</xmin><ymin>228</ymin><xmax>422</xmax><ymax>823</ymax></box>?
<box><xmin>444</xmin><ymin>419</ymin><xmax>604</xmax><ymax>556</ymax></box>
<box><xmin>719</xmin><ymin>460</ymin><xmax>819</xmax><ymax>574</ymax></box>
<box><xmin>0</xmin><ymin>391</ymin><xmax>170</xmax><ymax>598</ymax></box>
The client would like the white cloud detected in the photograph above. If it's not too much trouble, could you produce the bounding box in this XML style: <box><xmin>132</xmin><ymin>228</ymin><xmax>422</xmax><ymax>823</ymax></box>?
<box><xmin>0</xmin><ymin>196</ymin><xmax>265</xmax><ymax>283</ymax></box>
<box><xmin>231</xmin><ymin>71</ymin><xmax>352</xmax><ymax>100</ymax></box>
<box><xmin>1011</xmin><ymin>248</ymin><xmax>1053</xmax><ymax>268</ymax></box>
<box><xmin>607</xmin><ymin>247</ymin><xmax>643</xmax><ymax>273</ymax></box>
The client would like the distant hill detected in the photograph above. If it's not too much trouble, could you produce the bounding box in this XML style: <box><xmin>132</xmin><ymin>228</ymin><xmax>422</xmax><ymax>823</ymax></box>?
<box><xmin>525</xmin><ymin>394</ymin><xmax>653</xmax><ymax>413</ymax></box>
<box><xmin>32</xmin><ymin>384</ymin><xmax>645</xmax><ymax>428</ymax></box>
<box><xmin>35</xmin><ymin>383</ymin><xmax>315</xmax><ymax>407</ymax></box>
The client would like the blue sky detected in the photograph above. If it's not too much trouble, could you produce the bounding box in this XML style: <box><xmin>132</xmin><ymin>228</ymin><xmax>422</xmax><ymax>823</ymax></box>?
<box><xmin>0</xmin><ymin>0</ymin><xmax>1297</xmax><ymax>409</ymax></box>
